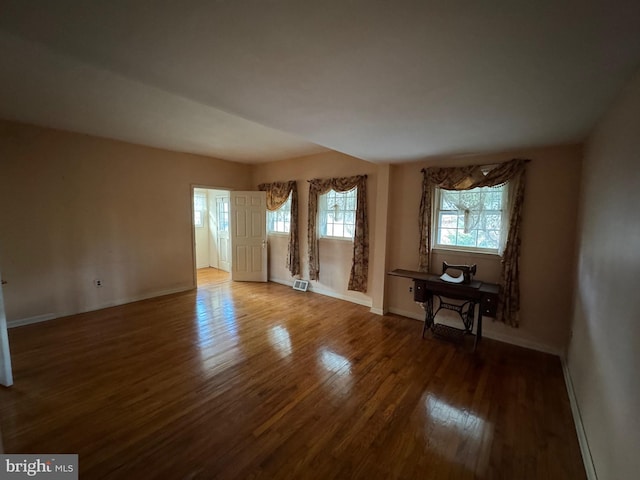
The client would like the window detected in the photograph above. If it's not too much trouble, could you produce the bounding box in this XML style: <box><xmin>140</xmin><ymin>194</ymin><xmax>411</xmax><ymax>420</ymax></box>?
<box><xmin>319</xmin><ymin>188</ymin><xmax>357</xmax><ymax>239</ymax></box>
<box><xmin>193</xmin><ymin>192</ymin><xmax>206</xmax><ymax>228</ymax></box>
<box><xmin>216</xmin><ymin>196</ymin><xmax>229</xmax><ymax>232</ymax></box>
<box><xmin>434</xmin><ymin>185</ymin><xmax>507</xmax><ymax>252</ymax></box>
<box><xmin>267</xmin><ymin>193</ymin><xmax>291</xmax><ymax>234</ymax></box>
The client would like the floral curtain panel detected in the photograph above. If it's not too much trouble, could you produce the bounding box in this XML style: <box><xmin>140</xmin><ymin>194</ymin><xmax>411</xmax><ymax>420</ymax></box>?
<box><xmin>419</xmin><ymin>159</ymin><xmax>528</xmax><ymax>326</ymax></box>
<box><xmin>308</xmin><ymin>175</ymin><xmax>368</xmax><ymax>292</ymax></box>
<box><xmin>258</xmin><ymin>180</ymin><xmax>300</xmax><ymax>277</ymax></box>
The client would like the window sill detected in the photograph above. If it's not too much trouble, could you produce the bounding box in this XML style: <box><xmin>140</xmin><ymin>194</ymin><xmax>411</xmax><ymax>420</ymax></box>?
<box><xmin>431</xmin><ymin>247</ymin><xmax>501</xmax><ymax>259</ymax></box>
<box><xmin>319</xmin><ymin>236</ymin><xmax>354</xmax><ymax>243</ymax></box>
<box><xmin>268</xmin><ymin>232</ymin><xmax>290</xmax><ymax>237</ymax></box>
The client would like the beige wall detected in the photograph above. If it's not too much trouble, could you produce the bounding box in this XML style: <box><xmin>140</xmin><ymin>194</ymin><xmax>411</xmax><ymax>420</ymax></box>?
<box><xmin>568</xmin><ymin>70</ymin><xmax>640</xmax><ymax>480</ymax></box>
<box><xmin>387</xmin><ymin>145</ymin><xmax>582</xmax><ymax>353</ymax></box>
<box><xmin>252</xmin><ymin>151</ymin><xmax>381</xmax><ymax>307</ymax></box>
<box><xmin>0</xmin><ymin>121</ymin><xmax>251</xmax><ymax>323</ymax></box>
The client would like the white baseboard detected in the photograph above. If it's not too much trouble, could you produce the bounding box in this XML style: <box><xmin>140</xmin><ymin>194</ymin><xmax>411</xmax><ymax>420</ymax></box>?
<box><xmin>8</xmin><ymin>285</ymin><xmax>193</xmax><ymax>329</ymax></box>
<box><xmin>92</xmin><ymin>285</ymin><xmax>194</xmax><ymax>312</ymax></box>
<box><xmin>370</xmin><ymin>307</ymin><xmax>386</xmax><ymax>315</ymax></box>
<box><xmin>269</xmin><ymin>277</ymin><xmax>295</xmax><ymax>287</ymax></box>
<box><xmin>388</xmin><ymin>307</ymin><xmax>424</xmax><ymax>321</ymax></box>
<box><xmin>480</xmin><ymin>329</ymin><xmax>562</xmax><ymax>356</ymax></box>
<box><xmin>8</xmin><ymin>313</ymin><xmax>57</xmax><ymax>328</ymax></box>
<box><xmin>387</xmin><ymin>307</ymin><xmax>562</xmax><ymax>356</ymax></box>
<box><xmin>270</xmin><ymin>277</ymin><xmax>372</xmax><ymax>308</ymax></box>
<box><xmin>309</xmin><ymin>285</ymin><xmax>372</xmax><ymax>308</ymax></box>
<box><xmin>562</xmin><ymin>358</ymin><xmax>598</xmax><ymax>480</ymax></box>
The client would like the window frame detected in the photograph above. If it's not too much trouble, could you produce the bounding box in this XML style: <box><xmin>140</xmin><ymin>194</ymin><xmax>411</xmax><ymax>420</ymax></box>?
<box><xmin>216</xmin><ymin>196</ymin><xmax>229</xmax><ymax>233</ymax></box>
<box><xmin>432</xmin><ymin>184</ymin><xmax>508</xmax><ymax>255</ymax></box>
<box><xmin>318</xmin><ymin>187</ymin><xmax>358</xmax><ymax>240</ymax></box>
<box><xmin>193</xmin><ymin>192</ymin><xmax>207</xmax><ymax>228</ymax></box>
<box><xmin>267</xmin><ymin>192</ymin><xmax>292</xmax><ymax>235</ymax></box>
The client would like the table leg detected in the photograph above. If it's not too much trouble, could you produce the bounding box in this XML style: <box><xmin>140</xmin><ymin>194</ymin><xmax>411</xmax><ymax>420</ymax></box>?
<box><xmin>422</xmin><ymin>294</ymin><xmax>433</xmax><ymax>338</ymax></box>
<box><xmin>474</xmin><ymin>312</ymin><xmax>483</xmax><ymax>351</ymax></box>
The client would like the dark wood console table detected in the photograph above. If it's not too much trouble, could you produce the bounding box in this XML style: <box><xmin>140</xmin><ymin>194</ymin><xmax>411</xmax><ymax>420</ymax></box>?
<box><xmin>389</xmin><ymin>269</ymin><xmax>500</xmax><ymax>350</ymax></box>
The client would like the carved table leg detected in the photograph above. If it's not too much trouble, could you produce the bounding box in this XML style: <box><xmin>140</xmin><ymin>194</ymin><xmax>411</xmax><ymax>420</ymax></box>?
<box><xmin>421</xmin><ymin>294</ymin><xmax>434</xmax><ymax>338</ymax></box>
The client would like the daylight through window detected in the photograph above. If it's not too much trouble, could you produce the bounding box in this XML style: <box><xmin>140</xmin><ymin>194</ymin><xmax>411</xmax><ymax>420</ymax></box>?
<box><xmin>216</xmin><ymin>197</ymin><xmax>229</xmax><ymax>232</ymax></box>
<box><xmin>193</xmin><ymin>192</ymin><xmax>206</xmax><ymax>228</ymax></box>
<box><xmin>434</xmin><ymin>185</ymin><xmax>507</xmax><ymax>252</ymax></box>
<box><xmin>319</xmin><ymin>188</ymin><xmax>357</xmax><ymax>239</ymax></box>
<box><xmin>267</xmin><ymin>193</ymin><xmax>292</xmax><ymax>234</ymax></box>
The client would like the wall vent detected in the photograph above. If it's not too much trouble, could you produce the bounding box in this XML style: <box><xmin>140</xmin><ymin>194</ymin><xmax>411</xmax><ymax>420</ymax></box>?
<box><xmin>292</xmin><ymin>280</ymin><xmax>309</xmax><ymax>292</ymax></box>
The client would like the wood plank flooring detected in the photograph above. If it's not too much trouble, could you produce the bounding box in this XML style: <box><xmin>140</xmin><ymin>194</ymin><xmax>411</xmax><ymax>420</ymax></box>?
<box><xmin>0</xmin><ymin>268</ymin><xmax>586</xmax><ymax>479</ymax></box>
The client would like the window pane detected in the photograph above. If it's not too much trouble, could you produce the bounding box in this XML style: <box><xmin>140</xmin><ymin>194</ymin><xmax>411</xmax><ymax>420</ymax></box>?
<box><xmin>440</xmin><ymin>214</ymin><xmax>457</xmax><ymax>228</ymax></box>
<box><xmin>494</xmin><ymin>191</ymin><xmax>504</xmax><ymax>209</ymax></box>
<box><xmin>441</xmin><ymin>191</ymin><xmax>458</xmax><ymax>210</ymax></box>
<box><xmin>434</xmin><ymin>184</ymin><xmax>505</xmax><ymax>251</ymax></box>
<box><xmin>456</xmin><ymin>230</ymin><xmax>477</xmax><ymax>247</ymax></box>
<box><xmin>438</xmin><ymin>228</ymin><xmax>457</xmax><ymax>245</ymax></box>
<box><xmin>485</xmin><ymin>214</ymin><xmax>501</xmax><ymax>230</ymax></box>
<box><xmin>326</xmin><ymin>223</ymin><xmax>334</xmax><ymax>237</ymax></box>
<box><xmin>194</xmin><ymin>193</ymin><xmax>207</xmax><ymax>227</ymax></box>
<box><xmin>344</xmin><ymin>211</ymin><xmax>355</xmax><ymax>225</ymax></box>
<box><xmin>319</xmin><ymin>188</ymin><xmax>357</xmax><ymax>239</ymax></box>
<box><xmin>478</xmin><ymin>230</ymin><xmax>499</xmax><ymax>249</ymax></box>
<box><xmin>267</xmin><ymin>194</ymin><xmax>292</xmax><ymax>233</ymax></box>
<box><xmin>194</xmin><ymin>211</ymin><xmax>203</xmax><ymax>227</ymax></box>
<box><xmin>459</xmin><ymin>191</ymin><xmax>477</xmax><ymax>206</ymax></box>
<box><xmin>345</xmin><ymin>224</ymin><xmax>355</xmax><ymax>238</ymax></box>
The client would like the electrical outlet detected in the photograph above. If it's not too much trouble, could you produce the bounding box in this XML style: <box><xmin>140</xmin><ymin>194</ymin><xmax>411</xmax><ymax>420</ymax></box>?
<box><xmin>94</xmin><ymin>279</ymin><xmax>103</xmax><ymax>288</ymax></box>
<box><xmin>409</xmin><ymin>286</ymin><xmax>413</xmax><ymax>293</ymax></box>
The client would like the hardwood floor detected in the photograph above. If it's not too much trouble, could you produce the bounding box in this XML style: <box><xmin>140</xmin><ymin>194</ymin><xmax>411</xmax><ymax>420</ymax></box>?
<box><xmin>0</xmin><ymin>268</ymin><xmax>586</xmax><ymax>479</ymax></box>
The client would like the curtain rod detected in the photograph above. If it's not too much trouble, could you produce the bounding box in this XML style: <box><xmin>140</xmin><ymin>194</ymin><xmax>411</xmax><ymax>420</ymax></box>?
<box><xmin>306</xmin><ymin>174</ymin><xmax>368</xmax><ymax>182</ymax></box>
<box><xmin>420</xmin><ymin>159</ymin><xmax>531</xmax><ymax>173</ymax></box>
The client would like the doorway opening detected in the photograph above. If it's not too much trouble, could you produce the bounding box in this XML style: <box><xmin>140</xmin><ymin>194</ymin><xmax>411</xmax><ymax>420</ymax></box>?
<box><xmin>193</xmin><ymin>188</ymin><xmax>232</xmax><ymax>287</ymax></box>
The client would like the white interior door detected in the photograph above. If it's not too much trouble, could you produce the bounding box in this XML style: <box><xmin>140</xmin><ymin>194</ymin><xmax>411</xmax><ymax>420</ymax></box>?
<box><xmin>0</xmin><ymin>273</ymin><xmax>14</xmax><ymax>387</ymax></box>
<box><xmin>216</xmin><ymin>195</ymin><xmax>231</xmax><ymax>272</ymax></box>
<box><xmin>230</xmin><ymin>191</ymin><xmax>267</xmax><ymax>282</ymax></box>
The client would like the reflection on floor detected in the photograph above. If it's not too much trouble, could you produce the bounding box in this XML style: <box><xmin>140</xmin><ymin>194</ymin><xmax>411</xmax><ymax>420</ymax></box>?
<box><xmin>197</xmin><ymin>267</ymin><xmax>230</xmax><ymax>287</ymax></box>
<box><xmin>0</xmin><ymin>275</ymin><xmax>586</xmax><ymax>479</ymax></box>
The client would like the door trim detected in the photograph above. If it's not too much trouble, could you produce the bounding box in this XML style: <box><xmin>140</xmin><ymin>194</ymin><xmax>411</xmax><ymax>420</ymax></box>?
<box><xmin>190</xmin><ymin>185</ymin><xmax>233</xmax><ymax>286</ymax></box>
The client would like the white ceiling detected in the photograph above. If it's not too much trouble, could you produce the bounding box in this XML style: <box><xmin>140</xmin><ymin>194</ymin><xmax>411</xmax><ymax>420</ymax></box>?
<box><xmin>1</xmin><ymin>0</ymin><xmax>639</xmax><ymax>164</ymax></box>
